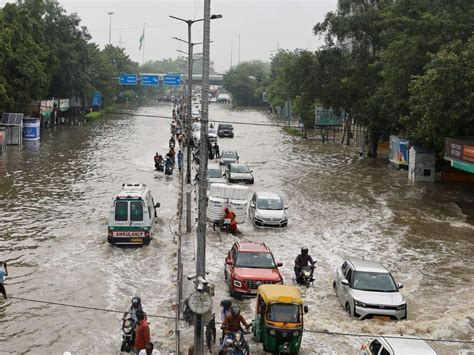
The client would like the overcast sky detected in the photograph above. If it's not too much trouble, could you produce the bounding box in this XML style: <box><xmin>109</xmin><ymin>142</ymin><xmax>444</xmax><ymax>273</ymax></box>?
<box><xmin>1</xmin><ymin>0</ymin><xmax>338</xmax><ymax>73</ymax></box>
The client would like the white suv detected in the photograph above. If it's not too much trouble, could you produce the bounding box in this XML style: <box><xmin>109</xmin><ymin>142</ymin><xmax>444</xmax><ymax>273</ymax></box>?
<box><xmin>249</xmin><ymin>191</ymin><xmax>288</xmax><ymax>228</ymax></box>
<box><xmin>360</xmin><ymin>335</ymin><xmax>438</xmax><ymax>355</ymax></box>
<box><xmin>333</xmin><ymin>259</ymin><xmax>407</xmax><ymax>320</ymax></box>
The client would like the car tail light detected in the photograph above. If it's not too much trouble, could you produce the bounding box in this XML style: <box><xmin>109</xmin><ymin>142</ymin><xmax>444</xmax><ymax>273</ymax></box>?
<box><xmin>108</xmin><ymin>228</ymin><xmax>113</xmax><ymax>237</ymax></box>
<box><xmin>144</xmin><ymin>230</ymin><xmax>150</xmax><ymax>237</ymax></box>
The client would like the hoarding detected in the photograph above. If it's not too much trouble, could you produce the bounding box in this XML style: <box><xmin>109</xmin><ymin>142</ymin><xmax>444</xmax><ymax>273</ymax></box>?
<box><xmin>314</xmin><ymin>105</ymin><xmax>345</xmax><ymax>126</ymax></box>
<box><xmin>445</xmin><ymin>138</ymin><xmax>474</xmax><ymax>172</ymax></box>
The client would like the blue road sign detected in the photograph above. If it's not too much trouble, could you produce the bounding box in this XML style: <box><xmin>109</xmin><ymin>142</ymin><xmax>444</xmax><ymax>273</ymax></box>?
<box><xmin>141</xmin><ymin>74</ymin><xmax>159</xmax><ymax>86</ymax></box>
<box><xmin>119</xmin><ymin>74</ymin><xmax>137</xmax><ymax>85</ymax></box>
<box><xmin>163</xmin><ymin>74</ymin><xmax>181</xmax><ymax>86</ymax></box>
<box><xmin>92</xmin><ymin>92</ymin><xmax>101</xmax><ymax>108</ymax></box>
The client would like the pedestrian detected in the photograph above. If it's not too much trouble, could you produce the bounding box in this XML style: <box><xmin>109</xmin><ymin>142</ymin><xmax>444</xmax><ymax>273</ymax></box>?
<box><xmin>177</xmin><ymin>150</ymin><xmax>183</xmax><ymax>172</ymax></box>
<box><xmin>138</xmin><ymin>342</ymin><xmax>161</xmax><ymax>355</ymax></box>
<box><xmin>0</xmin><ymin>261</ymin><xmax>8</xmax><ymax>299</ymax></box>
<box><xmin>134</xmin><ymin>309</ymin><xmax>150</xmax><ymax>354</ymax></box>
<box><xmin>213</xmin><ymin>142</ymin><xmax>220</xmax><ymax>158</ymax></box>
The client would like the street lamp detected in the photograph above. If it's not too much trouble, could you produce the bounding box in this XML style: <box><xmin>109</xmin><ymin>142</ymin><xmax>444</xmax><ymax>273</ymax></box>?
<box><xmin>169</xmin><ymin>13</ymin><xmax>222</xmax><ymax>233</ymax></box>
<box><xmin>108</xmin><ymin>12</ymin><xmax>114</xmax><ymax>45</ymax></box>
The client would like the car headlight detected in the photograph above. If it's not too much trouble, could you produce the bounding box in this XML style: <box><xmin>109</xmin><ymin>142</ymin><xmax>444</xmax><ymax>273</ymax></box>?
<box><xmin>293</xmin><ymin>330</ymin><xmax>300</xmax><ymax>337</ymax></box>
<box><xmin>233</xmin><ymin>279</ymin><xmax>242</xmax><ymax>288</ymax></box>
<box><xmin>269</xmin><ymin>329</ymin><xmax>276</xmax><ymax>336</ymax></box>
<box><xmin>397</xmin><ymin>303</ymin><xmax>406</xmax><ymax>310</ymax></box>
<box><xmin>354</xmin><ymin>300</ymin><xmax>367</xmax><ymax>308</ymax></box>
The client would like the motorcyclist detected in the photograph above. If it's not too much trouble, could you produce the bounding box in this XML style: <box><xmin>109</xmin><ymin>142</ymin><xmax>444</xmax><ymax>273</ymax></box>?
<box><xmin>294</xmin><ymin>247</ymin><xmax>315</xmax><ymax>282</ymax></box>
<box><xmin>223</xmin><ymin>207</ymin><xmax>238</xmax><ymax>234</ymax></box>
<box><xmin>165</xmin><ymin>155</ymin><xmax>173</xmax><ymax>172</ymax></box>
<box><xmin>122</xmin><ymin>296</ymin><xmax>146</xmax><ymax>323</ymax></box>
<box><xmin>220</xmin><ymin>306</ymin><xmax>250</xmax><ymax>353</ymax></box>
<box><xmin>169</xmin><ymin>137</ymin><xmax>176</xmax><ymax>149</ymax></box>
<box><xmin>220</xmin><ymin>299</ymin><xmax>232</xmax><ymax>321</ymax></box>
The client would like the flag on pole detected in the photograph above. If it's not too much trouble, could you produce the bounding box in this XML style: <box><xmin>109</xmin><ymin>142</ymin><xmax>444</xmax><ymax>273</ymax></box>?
<box><xmin>139</xmin><ymin>29</ymin><xmax>144</xmax><ymax>50</ymax></box>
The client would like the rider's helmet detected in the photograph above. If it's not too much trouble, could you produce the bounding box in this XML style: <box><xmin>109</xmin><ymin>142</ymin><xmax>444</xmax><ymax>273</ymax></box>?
<box><xmin>131</xmin><ymin>296</ymin><xmax>141</xmax><ymax>308</ymax></box>
<box><xmin>301</xmin><ymin>247</ymin><xmax>309</xmax><ymax>256</ymax></box>
<box><xmin>230</xmin><ymin>305</ymin><xmax>240</xmax><ymax>318</ymax></box>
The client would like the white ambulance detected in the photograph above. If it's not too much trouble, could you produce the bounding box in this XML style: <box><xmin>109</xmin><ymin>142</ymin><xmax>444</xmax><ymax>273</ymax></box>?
<box><xmin>107</xmin><ymin>183</ymin><xmax>160</xmax><ymax>246</ymax></box>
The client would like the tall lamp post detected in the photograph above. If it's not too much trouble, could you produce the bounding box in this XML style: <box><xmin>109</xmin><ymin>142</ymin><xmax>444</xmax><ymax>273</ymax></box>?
<box><xmin>194</xmin><ymin>6</ymin><xmax>222</xmax><ymax>354</ymax></box>
<box><xmin>169</xmin><ymin>14</ymin><xmax>221</xmax><ymax>233</ymax></box>
<box><xmin>108</xmin><ymin>11</ymin><xmax>114</xmax><ymax>45</ymax></box>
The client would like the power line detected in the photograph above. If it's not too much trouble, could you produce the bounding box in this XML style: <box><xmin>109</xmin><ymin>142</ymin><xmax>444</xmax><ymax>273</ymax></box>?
<box><xmin>7</xmin><ymin>296</ymin><xmax>474</xmax><ymax>345</ymax></box>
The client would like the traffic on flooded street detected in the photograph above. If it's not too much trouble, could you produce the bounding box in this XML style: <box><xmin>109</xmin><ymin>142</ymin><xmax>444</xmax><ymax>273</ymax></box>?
<box><xmin>1</xmin><ymin>101</ymin><xmax>473</xmax><ymax>354</ymax></box>
<box><xmin>1</xmin><ymin>0</ymin><xmax>474</xmax><ymax>354</ymax></box>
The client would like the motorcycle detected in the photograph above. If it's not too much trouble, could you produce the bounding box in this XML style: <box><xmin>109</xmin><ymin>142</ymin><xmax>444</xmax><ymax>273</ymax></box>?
<box><xmin>165</xmin><ymin>163</ymin><xmax>174</xmax><ymax>175</ymax></box>
<box><xmin>120</xmin><ymin>318</ymin><xmax>135</xmax><ymax>352</ymax></box>
<box><xmin>169</xmin><ymin>139</ymin><xmax>176</xmax><ymax>149</ymax></box>
<box><xmin>296</xmin><ymin>264</ymin><xmax>315</xmax><ymax>288</ymax></box>
<box><xmin>155</xmin><ymin>160</ymin><xmax>164</xmax><ymax>172</ymax></box>
<box><xmin>219</xmin><ymin>331</ymin><xmax>249</xmax><ymax>355</ymax></box>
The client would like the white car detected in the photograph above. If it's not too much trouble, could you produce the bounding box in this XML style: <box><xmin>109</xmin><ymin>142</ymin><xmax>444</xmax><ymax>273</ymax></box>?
<box><xmin>207</xmin><ymin>163</ymin><xmax>226</xmax><ymax>189</ymax></box>
<box><xmin>360</xmin><ymin>335</ymin><xmax>438</xmax><ymax>355</ymax></box>
<box><xmin>208</xmin><ymin>128</ymin><xmax>218</xmax><ymax>142</ymax></box>
<box><xmin>249</xmin><ymin>191</ymin><xmax>288</xmax><ymax>227</ymax></box>
<box><xmin>333</xmin><ymin>259</ymin><xmax>407</xmax><ymax>320</ymax></box>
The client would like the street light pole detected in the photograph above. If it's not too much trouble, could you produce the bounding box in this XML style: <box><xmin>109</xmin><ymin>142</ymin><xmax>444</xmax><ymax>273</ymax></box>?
<box><xmin>108</xmin><ymin>12</ymin><xmax>114</xmax><ymax>45</ymax></box>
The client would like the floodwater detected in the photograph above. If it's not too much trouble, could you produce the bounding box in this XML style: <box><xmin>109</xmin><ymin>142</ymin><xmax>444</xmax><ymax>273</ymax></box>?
<box><xmin>0</xmin><ymin>103</ymin><xmax>473</xmax><ymax>354</ymax></box>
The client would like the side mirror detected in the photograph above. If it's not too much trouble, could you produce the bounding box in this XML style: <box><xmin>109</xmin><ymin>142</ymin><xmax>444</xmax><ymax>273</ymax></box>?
<box><xmin>398</xmin><ymin>283</ymin><xmax>404</xmax><ymax>289</ymax></box>
<box><xmin>341</xmin><ymin>279</ymin><xmax>350</xmax><ymax>287</ymax></box>
<box><xmin>303</xmin><ymin>305</ymin><xmax>309</xmax><ymax>314</ymax></box>
<box><xmin>250</xmin><ymin>170</ymin><xmax>253</xmax><ymax>173</ymax></box>
<box><xmin>276</xmin><ymin>262</ymin><xmax>283</xmax><ymax>267</ymax></box>
<box><xmin>284</xmin><ymin>206</ymin><xmax>289</xmax><ymax>210</ymax></box>
<box><xmin>226</xmin><ymin>260</ymin><xmax>234</xmax><ymax>266</ymax></box>
<box><xmin>250</xmin><ymin>202</ymin><xmax>255</xmax><ymax>208</ymax></box>
<box><xmin>155</xmin><ymin>202</ymin><xmax>161</xmax><ymax>208</ymax></box>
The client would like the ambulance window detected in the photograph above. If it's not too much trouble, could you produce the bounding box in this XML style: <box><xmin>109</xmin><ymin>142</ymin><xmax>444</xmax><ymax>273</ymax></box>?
<box><xmin>380</xmin><ymin>348</ymin><xmax>390</xmax><ymax>355</ymax></box>
<box><xmin>115</xmin><ymin>201</ymin><xmax>128</xmax><ymax>221</ymax></box>
<box><xmin>369</xmin><ymin>339</ymin><xmax>382</xmax><ymax>354</ymax></box>
<box><xmin>130</xmin><ymin>201</ymin><xmax>144</xmax><ymax>221</ymax></box>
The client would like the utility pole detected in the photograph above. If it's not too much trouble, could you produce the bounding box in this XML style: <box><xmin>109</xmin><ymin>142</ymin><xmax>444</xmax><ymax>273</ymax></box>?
<box><xmin>108</xmin><ymin>12</ymin><xmax>114</xmax><ymax>45</ymax></box>
<box><xmin>186</xmin><ymin>22</ymin><xmax>193</xmax><ymax>233</ymax></box>
<box><xmin>238</xmin><ymin>34</ymin><xmax>241</xmax><ymax>64</ymax></box>
<box><xmin>194</xmin><ymin>1</ymin><xmax>217</xmax><ymax>353</ymax></box>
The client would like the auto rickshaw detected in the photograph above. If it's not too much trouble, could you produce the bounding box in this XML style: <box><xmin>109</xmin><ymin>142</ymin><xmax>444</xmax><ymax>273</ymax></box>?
<box><xmin>252</xmin><ymin>284</ymin><xmax>308</xmax><ymax>354</ymax></box>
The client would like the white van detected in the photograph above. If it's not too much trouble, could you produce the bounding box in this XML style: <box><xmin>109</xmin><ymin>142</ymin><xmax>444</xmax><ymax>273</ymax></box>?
<box><xmin>107</xmin><ymin>183</ymin><xmax>160</xmax><ymax>246</ymax></box>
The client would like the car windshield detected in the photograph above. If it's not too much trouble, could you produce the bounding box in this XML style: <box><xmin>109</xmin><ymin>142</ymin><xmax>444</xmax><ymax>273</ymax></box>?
<box><xmin>236</xmin><ymin>252</ymin><xmax>276</xmax><ymax>268</ymax></box>
<box><xmin>208</xmin><ymin>128</ymin><xmax>216</xmax><ymax>134</ymax></box>
<box><xmin>267</xmin><ymin>303</ymin><xmax>301</xmax><ymax>323</ymax></box>
<box><xmin>352</xmin><ymin>271</ymin><xmax>398</xmax><ymax>292</ymax></box>
<box><xmin>220</xmin><ymin>124</ymin><xmax>232</xmax><ymax>129</ymax></box>
<box><xmin>231</xmin><ymin>165</ymin><xmax>250</xmax><ymax>173</ymax></box>
<box><xmin>257</xmin><ymin>198</ymin><xmax>283</xmax><ymax>210</ymax></box>
<box><xmin>222</xmin><ymin>151</ymin><xmax>237</xmax><ymax>159</ymax></box>
<box><xmin>207</xmin><ymin>168</ymin><xmax>222</xmax><ymax>178</ymax></box>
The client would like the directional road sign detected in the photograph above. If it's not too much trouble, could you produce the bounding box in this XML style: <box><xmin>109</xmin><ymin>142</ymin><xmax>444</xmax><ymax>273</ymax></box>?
<box><xmin>119</xmin><ymin>74</ymin><xmax>137</xmax><ymax>85</ymax></box>
<box><xmin>163</xmin><ymin>74</ymin><xmax>181</xmax><ymax>86</ymax></box>
<box><xmin>141</xmin><ymin>74</ymin><xmax>159</xmax><ymax>86</ymax></box>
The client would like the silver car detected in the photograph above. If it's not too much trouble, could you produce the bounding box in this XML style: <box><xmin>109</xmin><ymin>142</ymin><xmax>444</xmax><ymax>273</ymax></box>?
<box><xmin>220</xmin><ymin>150</ymin><xmax>239</xmax><ymax>166</ymax></box>
<box><xmin>333</xmin><ymin>259</ymin><xmax>407</xmax><ymax>320</ymax></box>
<box><xmin>249</xmin><ymin>191</ymin><xmax>288</xmax><ymax>227</ymax></box>
<box><xmin>206</xmin><ymin>163</ymin><xmax>226</xmax><ymax>190</ymax></box>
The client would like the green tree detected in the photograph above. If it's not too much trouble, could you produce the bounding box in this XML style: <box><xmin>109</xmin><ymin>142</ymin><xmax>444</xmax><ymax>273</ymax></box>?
<box><xmin>223</xmin><ymin>61</ymin><xmax>270</xmax><ymax>106</ymax></box>
<box><xmin>407</xmin><ymin>36</ymin><xmax>474</xmax><ymax>151</ymax></box>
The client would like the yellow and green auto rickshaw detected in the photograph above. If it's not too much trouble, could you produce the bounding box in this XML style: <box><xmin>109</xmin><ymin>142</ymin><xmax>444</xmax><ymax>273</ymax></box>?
<box><xmin>252</xmin><ymin>284</ymin><xmax>308</xmax><ymax>354</ymax></box>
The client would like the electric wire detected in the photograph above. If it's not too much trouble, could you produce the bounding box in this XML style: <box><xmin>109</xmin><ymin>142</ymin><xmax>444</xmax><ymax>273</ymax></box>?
<box><xmin>6</xmin><ymin>296</ymin><xmax>474</xmax><ymax>345</ymax></box>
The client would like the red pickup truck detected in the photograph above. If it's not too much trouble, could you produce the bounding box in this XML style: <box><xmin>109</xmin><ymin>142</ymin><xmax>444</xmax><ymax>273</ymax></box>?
<box><xmin>224</xmin><ymin>241</ymin><xmax>284</xmax><ymax>297</ymax></box>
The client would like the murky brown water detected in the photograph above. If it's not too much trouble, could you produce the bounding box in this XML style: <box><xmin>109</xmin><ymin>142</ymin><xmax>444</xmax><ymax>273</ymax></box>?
<box><xmin>0</xmin><ymin>103</ymin><xmax>473</xmax><ymax>354</ymax></box>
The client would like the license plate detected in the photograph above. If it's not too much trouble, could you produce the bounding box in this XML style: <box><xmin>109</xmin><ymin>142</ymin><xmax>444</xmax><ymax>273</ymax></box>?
<box><xmin>130</xmin><ymin>238</ymin><xmax>143</xmax><ymax>243</ymax></box>
<box><xmin>374</xmin><ymin>316</ymin><xmax>391</xmax><ymax>321</ymax></box>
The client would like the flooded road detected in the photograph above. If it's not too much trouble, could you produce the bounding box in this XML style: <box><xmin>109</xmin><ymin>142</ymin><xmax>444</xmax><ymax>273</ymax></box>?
<box><xmin>0</xmin><ymin>103</ymin><xmax>473</xmax><ymax>354</ymax></box>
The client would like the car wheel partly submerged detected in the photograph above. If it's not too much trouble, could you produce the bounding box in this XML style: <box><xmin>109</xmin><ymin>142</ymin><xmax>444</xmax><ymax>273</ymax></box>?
<box><xmin>345</xmin><ymin>302</ymin><xmax>354</xmax><ymax>318</ymax></box>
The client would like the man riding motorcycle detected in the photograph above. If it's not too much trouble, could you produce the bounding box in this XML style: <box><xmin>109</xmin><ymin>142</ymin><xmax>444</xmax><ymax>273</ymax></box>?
<box><xmin>294</xmin><ymin>247</ymin><xmax>315</xmax><ymax>282</ymax></box>
<box><xmin>154</xmin><ymin>153</ymin><xmax>163</xmax><ymax>170</ymax></box>
<box><xmin>220</xmin><ymin>306</ymin><xmax>250</xmax><ymax>353</ymax></box>
<box><xmin>123</xmin><ymin>296</ymin><xmax>146</xmax><ymax>323</ymax></box>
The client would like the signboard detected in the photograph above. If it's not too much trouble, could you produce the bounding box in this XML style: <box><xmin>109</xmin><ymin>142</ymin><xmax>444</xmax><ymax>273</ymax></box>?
<box><xmin>59</xmin><ymin>99</ymin><xmax>70</xmax><ymax>111</ymax></box>
<box><xmin>119</xmin><ymin>74</ymin><xmax>138</xmax><ymax>85</ymax></box>
<box><xmin>163</xmin><ymin>74</ymin><xmax>181</xmax><ymax>86</ymax></box>
<box><xmin>141</xmin><ymin>74</ymin><xmax>159</xmax><ymax>86</ymax></box>
<box><xmin>92</xmin><ymin>92</ymin><xmax>102</xmax><ymax>108</ymax></box>
<box><xmin>389</xmin><ymin>135</ymin><xmax>409</xmax><ymax>167</ymax></box>
<box><xmin>314</xmin><ymin>105</ymin><xmax>344</xmax><ymax>126</ymax></box>
<box><xmin>445</xmin><ymin>137</ymin><xmax>474</xmax><ymax>166</ymax></box>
